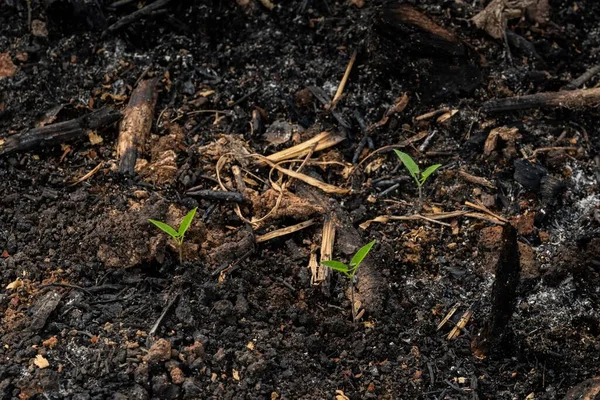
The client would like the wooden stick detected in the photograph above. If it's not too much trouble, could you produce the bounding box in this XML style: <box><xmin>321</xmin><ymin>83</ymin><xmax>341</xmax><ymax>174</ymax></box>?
<box><xmin>0</xmin><ymin>107</ymin><xmax>120</xmax><ymax>156</ymax></box>
<box><xmin>482</xmin><ymin>87</ymin><xmax>600</xmax><ymax>113</ymax></box>
<box><xmin>117</xmin><ymin>78</ymin><xmax>159</xmax><ymax>175</ymax></box>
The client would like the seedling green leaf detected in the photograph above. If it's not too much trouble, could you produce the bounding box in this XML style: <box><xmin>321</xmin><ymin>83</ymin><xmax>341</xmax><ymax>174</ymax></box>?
<box><xmin>148</xmin><ymin>219</ymin><xmax>179</xmax><ymax>238</ymax></box>
<box><xmin>349</xmin><ymin>240</ymin><xmax>376</xmax><ymax>268</ymax></box>
<box><xmin>420</xmin><ymin>164</ymin><xmax>441</xmax><ymax>184</ymax></box>
<box><xmin>320</xmin><ymin>240</ymin><xmax>377</xmax><ymax>323</ymax></box>
<box><xmin>394</xmin><ymin>150</ymin><xmax>419</xmax><ymax>180</ymax></box>
<box><xmin>321</xmin><ymin>260</ymin><xmax>350</xmax><ymax>274</ymax></box>
<box><xmin>148</xmin><ymin>207</ymin><xmax>198</xmax><ymax>264</ymax></box>
<box><xmin>393</xmin><ymin>150</ymin><xmax>443</xmax><ymax>208</ymax></box>
<box><xmin>178</xmin><ymin>207</ymin><xmax>198</xmax><ymax>237</ymax></box>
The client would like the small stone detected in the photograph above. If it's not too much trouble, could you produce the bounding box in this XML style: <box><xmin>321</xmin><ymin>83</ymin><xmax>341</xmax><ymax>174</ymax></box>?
<box><xmin>144</xmin><ymin>338</ymin><xmax>171</xmax><ymax>364</ymax></box>
<box><xmin>31</xmin><ymin>20</ymin><xmax>49</xmax><ymax>37</ymax></box>
<box><xmin>0</xmin><ymin>52</ymin><xmax>17</xmax><ymax>78</ymax></box>
<box><xmin>182</xmin><ymin>378</ymin><xmax>202</xmax><ymax>399</ymax></box>
<box><xmin>481</xmin><ymin>193</ymin><xmax>496</xmax><ymax>209</ymax></box>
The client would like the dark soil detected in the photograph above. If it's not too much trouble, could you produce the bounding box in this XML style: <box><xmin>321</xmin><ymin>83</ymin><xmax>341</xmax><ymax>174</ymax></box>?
<box><xmin>1</xmin><ymin>0</ymin><xmax>599</xmax><ymax>399</ymax></box>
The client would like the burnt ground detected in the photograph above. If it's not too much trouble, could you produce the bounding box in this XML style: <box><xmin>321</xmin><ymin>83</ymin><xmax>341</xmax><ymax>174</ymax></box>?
<box><xmin>1</xmin><ymin>0</ymin><xmax>600</xmax><ymax>399</ymax></box>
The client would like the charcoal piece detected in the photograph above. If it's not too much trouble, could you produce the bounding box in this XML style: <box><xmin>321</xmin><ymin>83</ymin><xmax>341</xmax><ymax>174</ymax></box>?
<box><xmin>471</xmin><ymin>224</ymin><xmax>521</xmax><ymax>358</ymax></box>
<box><xmin>540</xmin><ymin>175</ymin><xmax>565</xmax><ymax>204</ymax></box>
<box><xmin>45</xmin><ymin>0</ymin><xmax>106</xmax><ymax>31</ymax></box>
<box><xmin>513</xmin><ymin>159</ymin><xmax>547</xmax><ymax>192</ymax></box>
<box><xmin>368</xmin><ymin>4</ymin><xmax>482</xmax><ymax>98</ymax></box>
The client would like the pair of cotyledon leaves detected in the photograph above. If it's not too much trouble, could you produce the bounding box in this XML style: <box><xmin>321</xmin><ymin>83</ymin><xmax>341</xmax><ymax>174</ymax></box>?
<box><xmin>394</xmin><ymin>150</ymin><xmax>441</xmax><ymax>187</ymax></box>
<box><xmin>148</xmin><ymin>207</ymin><xmax>198</xmax><ymax>245</ymax></box>
<box><xmin>321</xmin><ymin>240</ymin><xmax>377</xmax><ymax>278</ymax></box>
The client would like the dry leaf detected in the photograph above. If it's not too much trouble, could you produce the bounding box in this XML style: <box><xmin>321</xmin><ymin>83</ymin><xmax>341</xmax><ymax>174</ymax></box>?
<box><xmin>34</xmin><ymin>354</ymin><xmax>50</xmax><ymax>369</ymax></box>
<box><xmin>247</xmin><ymin>341</ymin><xmax>255</xmax><ymax>350</ymax></box>
<box><xmin>88</xmin><ymin>131</ymin><xmax>103</xmax><ymax>145</ymax></box>
<box><xmin>472</xmin><ymin>0</ymin><xmax>536</xmax><ymax>39</ymax></box>
<box><xmin>436</xmin><ymin>109</ymin><xmax>458</xmax><ymax>124</ymax></box>
<box><xmin>6</xmin><ymin>279</ymin><xmax>23</xmax><ymax>290</ymax></box>
<box><xmin>199</xmin><ymin>90</ymin><xmax>215</xmax><ymax>97</ymax></box>
<box><xmin>232</xmin><ymin>369</ymin><xmax>240</xmax><ymax>381</ymax></box>
<box><xmin>335</xmin><ymin>390</ymin><xmax>350</xmax><ymax>400</ymax></box>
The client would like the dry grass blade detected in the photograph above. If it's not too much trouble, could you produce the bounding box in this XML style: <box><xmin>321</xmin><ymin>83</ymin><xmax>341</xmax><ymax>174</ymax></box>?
<box><xmin>360</xmin><ymin>210</ymin><xmax>506</xmax><ymax>229</ymax></box>
<box><xmin>261</xmin><ymin>131</ymin><xmax>345</xmax><ymax>165</ymax></box>
<box><xmin>330</xmin><ymin>50</ymin><xmax>357</xmax><ymax>108</ymax></box>
<box><xmin>70</xmin><ymin>162</ymin><xmax>104</xmax><ymax>186</ymax></box>
<box><xmin>260</xmin><ymin>155</ymin><xmax>350</xmax><ymax>195</ymax></box>
<box><xmin>255</xmin><ymin>219</ymin><xmax>315</xmax><ymax>243</ymax></box>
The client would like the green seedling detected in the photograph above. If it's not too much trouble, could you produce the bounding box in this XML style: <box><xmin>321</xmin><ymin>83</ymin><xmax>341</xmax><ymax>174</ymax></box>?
<box><xmin>149</xmin><ymin>207</ymin><xmax>197</xmax><ymax>264</ymax></box>
<box><xmin>394</xmin><ymin>150</ymin><xmax>441</xmax><ymax>208</ymax></box>
<box><xmin>321</xmin><ymin>240</ymin><xmax>376</xmax><ymax>323</ymax></box>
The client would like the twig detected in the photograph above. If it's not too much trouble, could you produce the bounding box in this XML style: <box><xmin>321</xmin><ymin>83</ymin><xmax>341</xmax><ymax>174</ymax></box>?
<box><xmin>416</xmin><ymin>214</ymin><xmax>452</xmax><ymax>227</ymax></box>
<box><xmin>483</xmin><ymin>87</ymin><xmax>600</xmax><ymax>112</ymax></box>
<box><xmin>186</xmin><ymin>188</ymin><xmax>246</xmax><ymax>204</ymax></box>
<box><xmin>530</xmin><ymin>146</ymin><xmax>578</xmax><ymax>159</ymax></box>
<box><xmin>464</xmin><ymin>201</ymin><xmax>508</xmax><ymax>223</ymax></box>
<box><xmin>149</xmin><ymin>293</ymin><xmax>180</xmax><ymax>337</ymax></box>
<box><xmin>211</xmin><ymin>248</ymin><xmax>254</xmax><ymax>278</ymax></box>
<box><xmin>275</xmin><ymin>277</ymin><xmax>296</xmax><ymax>291</ymax></box>
<box><xmin>418</xmin><ymin>129</ymin><xmax>437</xmax><ymax>152</ymax></box>
<box><xmin>563</xmin><ymin>65</ymin><xmax>600</xmax><ymax>90</ymax></box>
<box><xmin>39</xmin><ymin>282</ymin><xmax>93</xmax><ymax>297</ymax></box>
<box><xmin>459</xmin><ymin>169</ymin><xmax>495</xmax><ymax>189</ymax></box>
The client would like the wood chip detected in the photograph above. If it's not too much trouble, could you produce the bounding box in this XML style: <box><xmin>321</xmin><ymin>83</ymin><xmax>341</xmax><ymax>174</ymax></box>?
<box><xmin>34</xmin><ymin>354</ymin><xmax>50</xmax><ymax>369</ymax></box>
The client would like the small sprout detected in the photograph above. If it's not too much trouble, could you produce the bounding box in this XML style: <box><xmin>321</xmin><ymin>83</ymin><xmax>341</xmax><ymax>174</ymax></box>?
<box><xmin>321</xmin><ymin>240</ymin><xmax>376</xmax><ymax>322</ymax></box>
<box><xmin>149</xmin><ymin>207</ymin><xmax>198</xmax><ymax>264</ymax></box>
<box><xmin>394</xmin><ymin>150</ymin><xmax>441</xmax><ymax>208</ymax></box>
